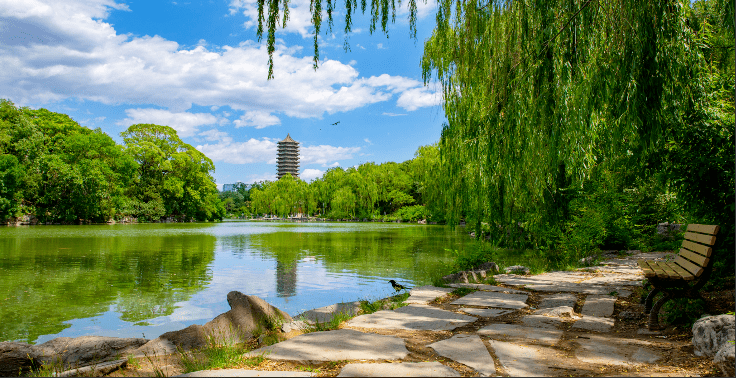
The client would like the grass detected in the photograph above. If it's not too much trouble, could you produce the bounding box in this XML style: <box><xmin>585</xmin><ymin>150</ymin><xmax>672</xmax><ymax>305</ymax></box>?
<box><xmin>359</xmin><ymin>292</ymin><xmax>410</xmax><ymax>315</ymax></box>
<box><xmin>178</xmin><ymin>343</ymin><xmax>265</xmax><ymax>374</ymax></box>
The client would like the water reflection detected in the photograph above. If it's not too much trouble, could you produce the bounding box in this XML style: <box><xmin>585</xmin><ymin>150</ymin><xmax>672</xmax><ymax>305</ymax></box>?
<box><xmin>0</xmin><ymin>222</ymin><xmax>469</xmax><ymax>344</ymax></box>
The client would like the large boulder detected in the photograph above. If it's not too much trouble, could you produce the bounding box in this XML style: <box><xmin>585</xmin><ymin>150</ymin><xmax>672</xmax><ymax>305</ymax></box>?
<box><xmin>34</xmin><ymin>336</ymin><xmax>147</xmax><ymax>366</ymax></box>
<box><xmin>0</xmin><ymin>341</ymin><xmax>43</xmax><ymax>376</ymax></box>
<box><xmin>0</xmin><ymin>336</ymin><xmax>146</xmax><ymax>377</ymax></box>
<box><xmin>135</xmin><ymin>291</ymin><xmax>292</xmax><ymax>355</ymax></box>
<box><xmin>714</xmin><ymin>342</ymin><xmax>735</xmax><ymax>377</ymax></box>
<box><xmin>692</xmin><ymin>314</ymin><xmax>735</xmax><ymax>357</ymax></box>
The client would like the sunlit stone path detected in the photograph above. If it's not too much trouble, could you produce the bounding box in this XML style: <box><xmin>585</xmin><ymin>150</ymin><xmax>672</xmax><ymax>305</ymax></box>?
<box><xmin>178</xmin><ymin>251</ymin><xmax>704</xmax><ymax>377</ymax></box>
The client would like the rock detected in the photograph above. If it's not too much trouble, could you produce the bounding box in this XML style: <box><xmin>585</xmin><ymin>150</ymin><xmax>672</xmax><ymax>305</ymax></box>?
<box><xmin>281</xmin><ymin>320</ymin><xmax>311</xmax><ymax>333</ymax></box>
<box><xmin>137</xmin><ymin>291</ymin><xmax>292</xmax><ymax>355</ymax></box>
<box><xmin>0</xmin><ymin>341</ymin><xmax>43</xmax><ymax>376</ymax></box>
<box><xmin>504</xmin><ymin>265</ymin><xmax>530</xmax><ymax>275</ymax></box>
<box><xmin>475</xmin><ymin>261</ymin><xmax>500</xmax><ymax>273</ymax></box>
<box><xmin>619</xmin><ymin>310</ymin><xmax>644</xmax><ymax>321</ymax></box>
<box><xmin>34</xmin><ymin>336</ymin><xmax>148</xmax><ymax>367</ymax></box>
<box><xmin>533</xmin><ymin>306</ymin><xmax>577</xmax><ymax>318</ymax></box>
<box><xmin>692</xmin><ymin>314</ymin><xmax>735</xmax><ymax>358</ymax></box>
<box><xmin>418</xmin><ymin>219</ymin><xmax>427</xmax><ymax>224</ymax></box>
<box><xmin>56</xmin><ymin>359</ymin><xmax>127</xmax><ymax>377</ymax></box>
<box><xmin>657</xmin><ymin>222</ymin><xmax>683</xmax><ymax>238</ymax></box>
<box><xmin>714</xmin><ymin>342</ymin><xmax>735</xmax><ymax>377</ymax></box>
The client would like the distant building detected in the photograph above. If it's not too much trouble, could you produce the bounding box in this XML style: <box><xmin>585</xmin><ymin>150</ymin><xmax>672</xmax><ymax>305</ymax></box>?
<box><xmin>222</xmin><ymin>182</ymin><xmax>248</xmax><ymax>192</ymax></box>
<box><xmin>277</xmin><ymin>134</ymin><xmax>300</xmax><ymax>180</ymax></box>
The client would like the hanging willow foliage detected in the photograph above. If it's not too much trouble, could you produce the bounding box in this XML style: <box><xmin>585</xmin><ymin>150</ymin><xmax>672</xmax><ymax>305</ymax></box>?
<box><xmin>255</xmin><ymin>0</ymin><xmax>733</xmax><ymax>248</ymax></box>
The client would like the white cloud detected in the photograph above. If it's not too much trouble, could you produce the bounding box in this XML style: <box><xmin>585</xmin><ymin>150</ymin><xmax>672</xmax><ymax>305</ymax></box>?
<box><xmin>382</xmin><ymin>112</ymin><xmax>407</xmax><ymax>116</ymax></box>
<box><xmin>396</xmin><ymin>86</ymin><xmax>442</xmax><ymax>111</ymax></box>
<box><xmin>301</xmin><ymin>145</ymin><xmax>360</xmax><ymax>165</ymax></box>
<box><xmin>363</xmin><ymin>138</ymin><xmax>372</xmax><ymax>144</ymax></box>
<box><xmin>377</xmin><ymin>43</ymin><xmax>386</xmax><ymax>49</ymax></box>
<box><xmin>300</xmin><ymin>168</ymin><xmax>324</xmax><ymax>182</ymax></box>
<box><xmin>197</xmin><ymin>138</ymin><xmax>277</xmax><ymax>164</ymax></box>
<box><xmin>117</xmin><ymin>108</ymin><xmax>222</xmax><ymax>137</ymax></box>
<box><xmin>1</xmin><ymin>0</ymin><xmax>435</xmax><ymax>127</ymax></box>
<box><xmin>229</xmin><ymin>0</ymin><xmax>315</xmax><ymax>38</ymax></box>
<box><xmin>199</xmin><ymin>129</ymin><xmax>232</xmax><ymax>143</ymax></box>
<box><xmin>233</xmin><ymin>110</ymin><xmax>281</xmax><ymax>128</ymax></box>
<box><xmin>325</xmin><ymin>162</ymin><xmax>340</xmax><ymax>168</ymax></box>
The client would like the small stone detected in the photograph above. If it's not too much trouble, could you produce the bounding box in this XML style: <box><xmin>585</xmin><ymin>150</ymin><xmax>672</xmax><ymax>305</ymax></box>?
<box><xmin>460</xmin><ymin>308</ymin><xmax>513</xmax><ymax>318</ymax></box>
<box><xmin>450</xmin><ymin>291</ymin><xmax>529</xmax><ymax>309</ymax></box>
<box><xmin>580</xmin><ymin>295</ymin><xmax>616</xmax><ymax>318</ymax></box>
<box><xmin>533</xmin><ymin>306</ymin><xmax>577</xmax><ymax>318</ymax></box>
<box><xmin>538</xmin><ymin>293</ymin><xmax>577</xmax><ymax>309</ymax></box>
<box><xmin>571</xmin><ymin>316</ymin><xmax>615</xmax><ymax>332</ymax></box>
<box><xmin>337</xmin><ymin>362</ymin><xmax>460</xmax><ymax>377</ymax></box>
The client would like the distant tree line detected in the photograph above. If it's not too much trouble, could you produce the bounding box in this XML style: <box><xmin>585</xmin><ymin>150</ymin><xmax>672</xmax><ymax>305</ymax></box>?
<box><xmin>219</xmin><ymin>144</ymin><xmax>446</xmax><ymax>222</ymax></box>
<box><xmin>0</xmin><ymin>100</ymin><xmax>224</xmax><ymax>223</ymax></box>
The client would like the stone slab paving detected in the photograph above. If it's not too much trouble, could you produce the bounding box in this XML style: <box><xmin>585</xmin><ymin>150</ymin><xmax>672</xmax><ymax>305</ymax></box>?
<box><xmin>533</xmin><ymin>306</ymin><xmax>577</xmax><ymax>318</ymax></box>
<box><xmin>346</xmin><ymin>304</ymin><xmax>476</xmax><ymax>331</ymax></box>
<box><xmin>574</xmin><ymin>335</ymin><xmax>662</xmax><ymax>366</ymax></box>
<box><xmin>177</xmin><ymin>369</ymin><xmax>313</xmax><ymax>377</ymax></box>
<box><xmin>450</xmin><ymin>291</ymin><xmax>529</xmax><ymax>309</ymax></box>
<box><xmin>428</xmin><ymin>334</ymin><xmax>495</xmax><ymax>376</ymax></box>
<box><xmin>581</xmin><ymin>295</ymin><xmax>616</xmax><ymax>317</ymax></box>
<box><xmin>337</xmin><ymin>362</ymin><xmax>460</xmax><ymax>377</ymax></box>
<box><xmin>407</xmin><ymin>286</ymin><xmax>455</xmax><ymax>304</ymax></box>
<box><xmin>459</xmin><ymin>308</ymin><xmax>514</xmax><ymax>318</ymax></box>
<box><xmin>488</xmin><ymin>340</ymin><xmax>563</xmax><ymax>377</ymax></box>
<box><xmin>538</xmin><ymin>293</ymin><xmax>577</xmax><ymax>308</ymax></box>
<box><xmin>521</xmin><ymin>315</ymin><xmax>564</xmax><ymax>329</ymax></box>
<box><xmin>296</xmin><ymin>302</ymin><xmax>362</xmax><ymax>324</ymax></box>
<box><xmin>477</xmin><ymin>324</ymin><xmax>563</xmax><ymax>346</ymax></box>
<box><xmin>244</xmin><ymin>329</ymin><xmax>408</xmax><ymax>361</ymax></box>
<box><xmin>524</xmin><ymin>283</ymin><xmax>632</xmax><ymax>297</ymax></box>
<box><xmin>571</xmin><ymin>315</ymin><xmax>615</xmax><ymax>332</ymax></box>
<box><xmin>447</xmin><ymin>283</ymin><xmax>527</xmax><ymax>294</ymax></box>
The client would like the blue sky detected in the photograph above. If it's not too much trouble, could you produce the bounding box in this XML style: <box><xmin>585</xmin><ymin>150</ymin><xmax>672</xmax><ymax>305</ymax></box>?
<box><xmin>1</xmin><ymin>0</ymin><xmax>446</xmax><ymax>187</ymax></box>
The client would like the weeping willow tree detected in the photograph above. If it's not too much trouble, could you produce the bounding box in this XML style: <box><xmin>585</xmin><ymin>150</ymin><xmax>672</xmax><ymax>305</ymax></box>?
<box><xmin>253</xmin><ymin>0</ymin><xmax>734</xmax><ymax>251</ymax></box>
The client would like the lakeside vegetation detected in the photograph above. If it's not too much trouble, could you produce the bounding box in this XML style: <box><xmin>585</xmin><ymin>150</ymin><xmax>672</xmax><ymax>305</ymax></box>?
<box><xmin>0</xmin><ymin>100</ymin><xmax>224</xmax><ymax>223</ymax></box>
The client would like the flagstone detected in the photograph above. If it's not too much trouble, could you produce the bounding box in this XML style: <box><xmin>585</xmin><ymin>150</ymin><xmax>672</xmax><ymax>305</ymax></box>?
<box><xmin>447</xmin><ymin>283</ymin><xmax>526</xmax><ymax>294</ymax></box>
<box><xmin>459</xmin><ymin>308</ymin><xmax>514</xmax><ymax>318</ymax></box>
<box><xmin>538</xmin><ymin>293</ymin><xmax>577</xmax><ymax>309</ymax></box>
<box><xmin>428</xmin><ymin>334</ymin><xmax>495</xmax><ymax>376</ymax></box>
<box><xmin>450</xmin><ymin>291</ymin><xmax>528</xmax><ymax>309</ymax></box>
<box><xmin>407</xmin><ymin>286</ymin><xmax>454</xmax><ymax>304</ymax></box>
<box><xmin>346</xmin><ymin>304</ymin><xmax>475</xmax><ymax>331</ymax></box>
<box><xmin>581</xmin><ymin>295</ymin><xmax>616</xmax><ymax>317</ymax></box>
<box><xmin>337</xmin><ymin>362</ymin><xmax>460</xmax><ymax>377</ymax></box>
<box><xmin>477</xmin><ymin>324</ymin><xmax>563</xmax><ymax>346</ymax></box>
<box><xmin>571</xmin><ymin>316</ymin><xmax>615</xmax><ymax>332</ymax></box>
<box><xmin>245</xmin><ymin>329</ymin><xmax>408</xmax><ymax>361</ymax></box>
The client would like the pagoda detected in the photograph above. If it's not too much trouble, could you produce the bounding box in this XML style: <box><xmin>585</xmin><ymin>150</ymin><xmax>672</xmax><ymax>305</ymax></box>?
<box><xmin>277</xmin><ymin>134</ymin><xmax>300</xmax><ymax>179</ymax></box>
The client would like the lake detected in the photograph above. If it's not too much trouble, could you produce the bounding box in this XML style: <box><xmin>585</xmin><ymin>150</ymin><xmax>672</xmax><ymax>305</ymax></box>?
<box><xmin>0</xmin><ymin>221</ymin><xmax>471</xmax><ymax>344</ymax></box>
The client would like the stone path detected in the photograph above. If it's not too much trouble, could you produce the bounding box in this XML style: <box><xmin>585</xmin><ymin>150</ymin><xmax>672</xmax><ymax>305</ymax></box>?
<box><xmin>177</xmin><ymin>251</ymin><xmax>703</xmax><ymax>377</ymax></box>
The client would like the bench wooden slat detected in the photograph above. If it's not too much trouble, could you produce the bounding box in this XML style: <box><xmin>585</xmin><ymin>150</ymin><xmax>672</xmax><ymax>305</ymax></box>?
<box><xmin>679</xmin><ymin>248</ymin><xmax>710</xmax><ymax>267</ymax></box>
<box><xmin>674</xmin><ymin>256</ymin><xmax>704</xmax><ymax>277</ymax></box>
<box><xmin>637</xmin><ymin>260</ymin><xmax>656</xmax><ymax>277</ymax></box>
<box><xmin>682</xmin><ymin>240</ymin><xmax>713</xmax><ymax>257</ymax></box>
<box><xmin>648</xmin><ymin>261</ymin><xmax>669</xmax><ymax>278</ymax></box>
<box><xmin>665</xmin><ymin>262</ymin><xmax>695</xmax><ymax>281</ymax></box>
<box><xmin>687</xmin><ymin>224</ymin><xmax>720</xmax><ymax>235</ymax></box>
<box><xmin>684</xmin><ymin>231</ymin><xmax>717</xmax><ymax>246</ymax></box>
<box><xmin>656</xmin><ymin>262</ymin><xmax>682</xmax><ymax>279</ymax></box>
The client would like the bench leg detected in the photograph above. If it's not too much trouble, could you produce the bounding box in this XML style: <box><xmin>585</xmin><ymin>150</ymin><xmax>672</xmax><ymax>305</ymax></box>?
<box><xmin>644</xmin><ymin>288</ymin><xmax>661</xmax><ymax>314</ymax></box>
<box><xmin>648</xmin><ymin>293</ymin><xmax>671</xmax><ymax>331</ymax></box>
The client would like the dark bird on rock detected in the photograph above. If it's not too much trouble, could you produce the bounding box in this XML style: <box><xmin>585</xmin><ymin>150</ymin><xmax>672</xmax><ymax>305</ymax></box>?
<box><xmin>389</xmin><ymin>280</ymin><xmax>410</xmax><ymax>292</ymax></box>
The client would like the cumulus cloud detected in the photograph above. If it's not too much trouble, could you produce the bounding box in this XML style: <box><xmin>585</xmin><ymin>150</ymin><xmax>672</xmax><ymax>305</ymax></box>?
<box><xmin>1</xmin><ymin>0</ymin><xmax>440</xmax><ymax>124</ymax></box>
<box><xmin>397</xmin><ymin>86</ymin><xmax>442</xmax><ymax>111</ymax></box>
<box><xmin>117</xmin><ymin>108</ymin><xmax>223</xmax><ymax>137</ymax></box>
<box><xmin>300</xmin><ymin>168</ymin><xmax>324</xmax><ymax>182</ymax></box>
<box><xmin>199</xmin><ymin>129</ymin><xmax>232</xmax><ymax>143</ymax></box>
<box><xmin>301</xmin><ymin>145</ymin><xmax>360</xmax><ymax>166</ymax></box>
<box><xmin>197</xmin><ymin>138</ymin><xmax>278</xmax><ymax>164</ymax></box>
<box><xmin>233</xmin><ymin>110</ymin><xmax>281</xmax><ymax>128</ymax></box>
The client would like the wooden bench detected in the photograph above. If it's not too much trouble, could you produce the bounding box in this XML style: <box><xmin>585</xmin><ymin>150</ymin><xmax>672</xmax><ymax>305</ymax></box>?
<box><xmin>637</xmin><ymin>224</ymin><xmax>720</xmax><ymax>330</ymax></box>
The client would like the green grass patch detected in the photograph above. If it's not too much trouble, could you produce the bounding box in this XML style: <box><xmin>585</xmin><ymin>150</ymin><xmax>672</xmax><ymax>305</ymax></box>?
<box><xmin>450</xmin><ymin>240</ymin><xmax>588</xmax><ymax>276</ymax></box>
<box><xmin>359</xmin><ymin>293</ymin><xmax>410</xmax><ymax>315</ymax></box>
<box><xmin>450</xmin><ymin>287</ymin><xmax>477</xmax><ymax>297</ymax></box>
<box><xmin>179</xmin><ymin>343</ymin><xmax>263</xmax><ymax>373</ymax></box>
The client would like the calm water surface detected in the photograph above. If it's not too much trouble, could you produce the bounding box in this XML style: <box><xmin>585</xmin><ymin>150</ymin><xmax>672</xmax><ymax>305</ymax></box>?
<box><xmin>0</xmin><ymin>221</ymin><xmax>470</xmax><ymax>344</ymax></box>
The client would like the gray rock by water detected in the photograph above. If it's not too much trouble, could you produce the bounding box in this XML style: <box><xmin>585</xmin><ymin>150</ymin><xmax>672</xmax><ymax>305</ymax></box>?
<box><xmin>692</xmin><ymin>314</ymin><xmax>735</xmax><ymax>358</ymax></box>
<box><xmin>296</xmin><ymin>301</ymin><xmax>361</xmax><ymax>324</ymax></box>
<box><xmin>0</xmin><ymin>341</ymin><xmax>43</xmax><ymax>376</ymax></box>
<box><xmin>137</xmin><ymin>292</ymin><xmax>292</xmax><ymax>355</ymax></box>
